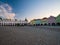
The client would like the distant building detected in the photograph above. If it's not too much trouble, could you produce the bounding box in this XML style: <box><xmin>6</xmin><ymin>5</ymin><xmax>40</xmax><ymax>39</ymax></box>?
<box><xmin>56</xmin><ymin>14</ymin><xmax>60</xmax><ymax>23</ymax></box>
<box><xmin>46</xmin><ymin>16</ymin><xmax>56</xmax><ymax>25</ymax></box>
<box><xmin>30</xmin><ymin>19</ymin><xmax>42</xmax><ymax>25</ymax></box>
<box><xmin>56</xmin><ymin>14</ymin><xmax>60</xmax><ymax>25</ymax></box>
<box><xmin>47</xmin><ymin>16</ymin><xmax>56</xmax><ymax>23</ymax></box>
<box><xmin>41</xmin><ymin>17</ymin><xmax>48</xmax><ymax>24</ymax></box>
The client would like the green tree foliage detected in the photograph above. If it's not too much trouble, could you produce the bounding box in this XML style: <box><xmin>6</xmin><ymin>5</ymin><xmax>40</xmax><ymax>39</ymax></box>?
<box><xmin>25</xmin><ymin>18</ymin><xmax>28</xmax><ymax>22</ymax></box>
<box><xmin>0</xmin><ymin>17</ymin><xmax>2</xmax><ymax>20</ymax></box>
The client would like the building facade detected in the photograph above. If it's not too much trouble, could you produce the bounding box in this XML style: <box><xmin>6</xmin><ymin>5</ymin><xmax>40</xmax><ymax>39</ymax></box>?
<box><xmin>0</xmin><ymin>19</ymin><xmax>28</xmax><ymax>26</ymax></box>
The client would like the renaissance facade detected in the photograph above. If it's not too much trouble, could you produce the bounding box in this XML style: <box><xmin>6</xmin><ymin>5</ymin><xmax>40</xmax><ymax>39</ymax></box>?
<box><xmin>30</xmin><ymin>15</ymin><xmax>60</xmax><ymax>26</ymax></box>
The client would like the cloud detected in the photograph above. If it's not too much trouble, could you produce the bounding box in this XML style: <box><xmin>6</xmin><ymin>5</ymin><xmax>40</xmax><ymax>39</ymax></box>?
<box><xmin>0</xmin><ymin>3</ymin><xmax>15</xmax><ymax>19</ymax></box>
<box><xmin>6</xmin><ymin>13</ymin><xmax>15</xmax><ymax>19</ymax></box>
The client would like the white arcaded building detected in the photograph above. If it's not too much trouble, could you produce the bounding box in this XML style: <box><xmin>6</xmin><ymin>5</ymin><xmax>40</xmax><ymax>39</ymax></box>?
<box><xmin>0</xmin><ymin>19</ymin><xmax>28</xmax><ymax>26</ymax></box>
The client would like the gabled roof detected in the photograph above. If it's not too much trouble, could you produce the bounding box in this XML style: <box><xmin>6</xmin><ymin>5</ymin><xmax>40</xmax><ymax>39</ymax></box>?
<box><xmin>48</xmin><ymin>16</ymin><xmax>56</xmax><ymax>19</ymax></box>
<box><xmin>31</xmin><ymin>19</ymin><xmax>41</xmax><ymax>21</ymax></box>
<box><xmin>42</xmin><ymin>17</ymin><xmax>48</xmax><ymax>20</ymax></box>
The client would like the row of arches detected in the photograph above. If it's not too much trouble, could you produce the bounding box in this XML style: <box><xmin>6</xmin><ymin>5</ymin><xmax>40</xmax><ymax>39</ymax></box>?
<box><xmin>0</xmin><ymin>23</ymin><xmax>60</xmax><ymax>26</ymax></box>
<box><xmin>31</xmin><ymin>23</ymin><xmax>60</xmax><ymax>26</ymax></box>
<box><xmin>0</xmin><ymin>23</ymin><xmax>28</xmax><ymax>26</ymax></box>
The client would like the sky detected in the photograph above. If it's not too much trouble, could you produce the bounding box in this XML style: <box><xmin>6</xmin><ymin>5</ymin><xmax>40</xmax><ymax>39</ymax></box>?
<box><xmin>0</xmin><ymin>0</ymin><xmax>60</xmax><ymax>21</ymax></box>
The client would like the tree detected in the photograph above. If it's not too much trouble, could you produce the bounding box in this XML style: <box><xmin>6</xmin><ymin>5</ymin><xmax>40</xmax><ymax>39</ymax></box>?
<box><xmin>25</xmin><ymin>18</ymin><xmax>28</xmax><ymax>22</ymax></box>
<box><xmin>0</xmin><ymin>17</ymin><xmax>2</xmax><ymax>20</ymax></box>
